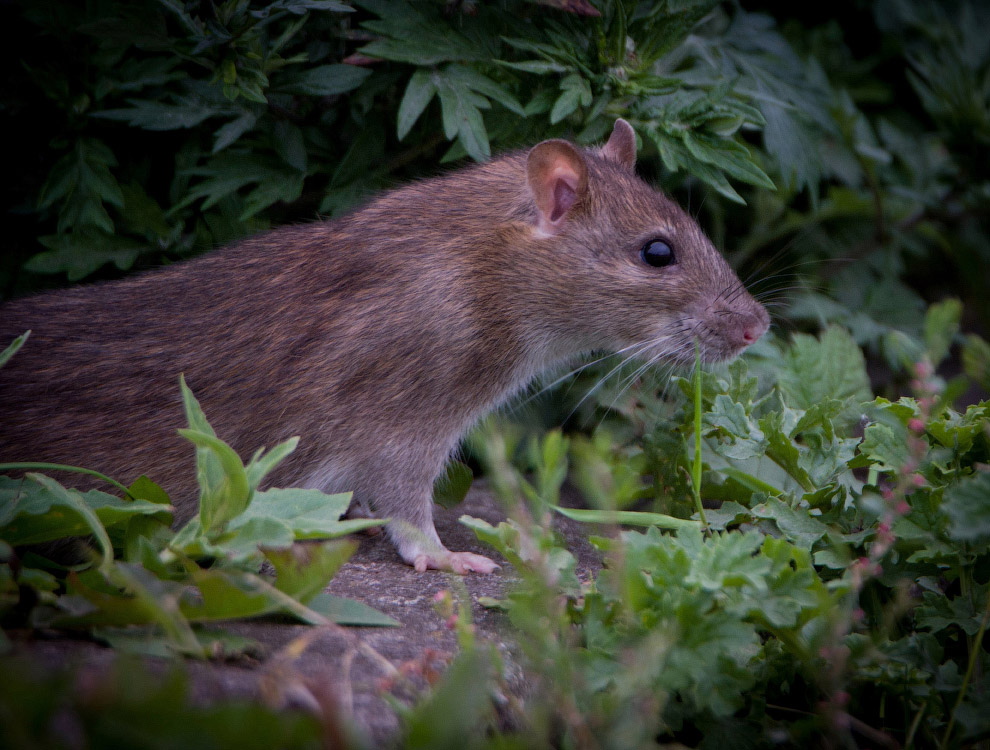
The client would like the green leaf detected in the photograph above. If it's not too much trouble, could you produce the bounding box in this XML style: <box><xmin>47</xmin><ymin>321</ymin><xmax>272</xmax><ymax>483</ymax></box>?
<box><xmin>942</xmin><ymin>471</ymin><xmax>990</xmax><ymax>543</ymax></box>
<box><xmin>264</xmin><ymin>540</ymin><xmax>356</xmax><ymax>603</ymax></box>
<box><xmin>962</xmin><ymin>335</ymin><xmax>990</xmax><ymax>391</ymax></box>
<box><xmin>750</xmin><ymin>497</ymin><xmax>828</xmax><ymax>549</ymax></box>
<box><xmin>272</xmin><ymin>121</ymin><xmax>307</xmax><ymax>172</ymax></box>
<box><xmin>277</xmin><ymin>64</ymin><xmax>371</xmax><ymax>96</ymax></box>
<box><xmin>212</xmin><ymin>111</ymin><xmax>259</xmax><ymax>153</ymax></box>
<box><xmin>2</xmin><ymin>475</ymin><xmax>115</xmax><ymax>573</ymax></box>
<box><xmin>859</xmin><ymin>422</ymin><xmax>910</xmax><ymax>472</ymax></box>
<box><xmin>401</xmin><ymin>648</ymin><xmax>494</xmax><ymax>746</ymax></box>
<box><xmin>178</xmin><ymin>376</ymin><xmax>251</xmax><ymax>535</ymax></box>
<box><xmin>551</xmin><ymin>505</ymin><xmax>701</xmax><ymax>530</ymax></box>
<box><xmin>181</xmin><ymin>568</ymin><xmax>286</xmax><ymax>622</ymax></box>
<box><xmin>304</xmin><ymin>592</ymin><xmax>399</xmax><ymax>627</ymax></box>
<box><xmin>434</xmin><ymin>68</ymin><xmax>492</xmax><ymax>162</ymax></box>
<box><xmin>356</xmin><ymin>1</ymin><xmax>490</xmax><ymax>65</ymax></box>
<box><xmin>244</xmin><ymin>437</ymin><xmax>300</xmax><ymax>490</ymax></box>
<box><xmin>0</xmin><ymin>331</ymin><xmax>29</xmax><ymax>369</ymax></box>
<box><xmin>28</xmin><ymin>231</ymin><xmax>145</xmax><ymax>281</ymax></box>
<box><xmin>776</xmin><ymin>326</ymin><xmax>872</xmax><ymax>432</ymax></box>
<box><xmin>236</xmin><ymin>488</ymin><xmax>378</xmax><ymax>539</ymax></box>
<box><xmin>550</xmin><ymin>74</ymin><xmax>591</xmax><ymax>124</ymax></box>
<box><xmin>397</xmin><ymin>69</ymin><xmax>436</xmax><ymax>140</ymax></box>
<box><xmin>433</xmin><ymin>460</ymin><xmax>473</xmax><ymax>510</ymax></box>
<box><xmin>923</xmin><ymin>298</ymin><xmax>962</xmax><ymax>366</ymax></box>
<box><xmin>93</xmin><ymin>95</ymin><xmax>225</xmax><ymax>130</ymax></box>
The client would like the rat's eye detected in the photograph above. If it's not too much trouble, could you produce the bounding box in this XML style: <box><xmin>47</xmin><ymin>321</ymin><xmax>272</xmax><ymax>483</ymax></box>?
<box><xmin>640</xmin><ymin>239</ymin><xmax>675</xmax><ymax>268</ymax></box>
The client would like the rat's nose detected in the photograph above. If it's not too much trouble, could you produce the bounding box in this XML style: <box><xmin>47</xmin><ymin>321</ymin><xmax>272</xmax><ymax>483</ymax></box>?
<box><xmin>733</xmin><ymin>308</ymin><xmax>769</xmax><ymax>349</ymax></box>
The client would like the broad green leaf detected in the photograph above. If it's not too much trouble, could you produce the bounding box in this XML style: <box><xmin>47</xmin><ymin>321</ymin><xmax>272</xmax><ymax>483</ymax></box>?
<box><xmin>278</xmin><ymin>64</ymin><xmax>371</xmax><ymax>96</ymax></box>
<box><xmin>776</xmin><ymin>327</ymin><xmax>872</xmax><ymax>431</ymax></box>
<box><xmin>860</xmin><ymin>422</ymin><xmax>911</xmax><ymax>472</ymax></box>
<box><xmin>2</xmin><ymin>475</ymin><xmax>115</xmax><ymax>573</ymax></box>
<box><xmin>236</xmin><ymin>488</ymin><xmax>379</xmax><ymax>539</ymax></box>
<box><xmin>212</xmin><ymin>111</ymin><xmax>259</xmax><ymax>153</ymax></box>
<box><xmin>923</xmin><ymin>298</ymin><xmax>962</xmax><ymax>366</ymax></box>
<box><xmin>178</xmin><ymin>376</ymin><xmax>251</xmax><ymax>535</ymax></box>
<box><xmin>435</xmin><ymin>71</ymin><xmax>491</xmax><ymax>162</ymax></box>
<box><xmin>180</xmin><ymin>429</ymin><xmax>251</xmax><ymax>535</ymax></box>
<box><xmin>127</xmin><ymin>475</ymin><xmax>171</xmax><ymax>506</ymax></box>
<box><xmin>433</xmin><ymin>460</ymin><xmax>473</xmax><ymax>510</ymax></box>
<box><xmin>962</xmin><ymin>335</ymin><xmax>990</xmax><ymax>391</ymax></box>
<box><xmin>93</xmin><ymin>625</ymin><xmax>263</xmax><ymax>659</ymax></box>
<box><xmin>272</xmin><ymin>121</ymin><xmax>307</xmax><ymax>172</ymax></box>
<box><xmin>265</xmin><ymin>540</ymin><xmax>356</xmax><ymax>602</ymax></box>
<box><xmin>942</xmin><ymin>471</ymin><xmax>990</xmax><ymax>543</ymax></box>
<box><xmin>28</xmin><ymin>231</ymin><xmax>145</xmax><ymax>281</ymax></box>
<box><xmin>304</xmin><ymin>592</ymin><xmax>399</xmax><ymax>627</ymax></box>
<box><xmin>750</xmin><ymin>497</ymin><xmax>828</xmax><ymax>549</ymax></box>
<box><xmin>397</xmin><ymin>69</ymin><xmax>436</xmax><ymax>140</ymax></box>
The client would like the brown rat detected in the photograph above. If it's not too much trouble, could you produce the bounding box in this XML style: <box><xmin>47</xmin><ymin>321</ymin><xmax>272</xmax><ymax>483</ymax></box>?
<box><xmin>0</xmin><ymin>119</ymin><xmax>768</xmax><ymax>573</ymax></box>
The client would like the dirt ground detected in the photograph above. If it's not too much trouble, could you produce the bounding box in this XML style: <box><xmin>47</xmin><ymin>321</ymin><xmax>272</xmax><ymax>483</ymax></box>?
<box><xmin>7</xmin><ymin>485</ymin><xmax>603</xmax><ymax>745</ymax></box>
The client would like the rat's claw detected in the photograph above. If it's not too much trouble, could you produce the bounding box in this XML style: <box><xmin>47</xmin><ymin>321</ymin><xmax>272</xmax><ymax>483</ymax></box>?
<box><xmin>410</xmin><ymin>550</ymin><xmax>500</xmax><ymax>574</ymax></box>
<box><xmin>448</xmin><ymin>551</ymin><xmax>500</xmax><ymax>574</ymax></box>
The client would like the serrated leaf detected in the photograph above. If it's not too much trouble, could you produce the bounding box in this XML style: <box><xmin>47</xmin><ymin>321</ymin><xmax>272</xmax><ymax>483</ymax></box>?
<box><xmin>942</xmin><ymin>471</ymin><xmax>990</xmax><ymax>543</ymax></box>
<box><xmin>277</xmin><ymin>64</ymin><xmax>371</xmax><ymax>96</ymax></box>
<box><xmin>93</xmin><ymin>96</ymin><xmax>224</xmax><ymax>130</ymax></box>
<box><xmin>212</xmin><ymin>111</ymin><xmax>258</xmax><ymax>153</ymax></box>
<box><xmin>397</xmin><ymin>69</ymin><xmax>436</xmax><ymax>140</ymax></box>
<box><xmin>28</xmin><ymin>231</ymin><xmax>145</xmax><ymax>281</ymax></box>
<box><xmin>776</xmin><ymin>327</ymin><xmax>872</xmax><ymax>432</ymax></box>
<box><xmin>962</xmin><ymin>336</ymin><xmax>990</xmax><ymax>391</ymax></box>
<box><xmin>750</xmin><ymin>497</ymin><xmax>828</xmax><ymax>549</ymax></box>
<box><xmin>923</xmin><ymin>298</ymin><xmax>962</xmax><ymax>366</ymax></box>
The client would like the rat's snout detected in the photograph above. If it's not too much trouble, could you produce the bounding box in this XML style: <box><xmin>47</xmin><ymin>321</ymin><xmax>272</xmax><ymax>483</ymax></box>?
<box><xmin>727</xmin><ymin>306</ymin><xmax>770</xmax><ymax>349</ymax></box>
<box><xmin>689</xmin><ymin>291</ymin><xmax>770</xmax><ymax>362</ymax></box>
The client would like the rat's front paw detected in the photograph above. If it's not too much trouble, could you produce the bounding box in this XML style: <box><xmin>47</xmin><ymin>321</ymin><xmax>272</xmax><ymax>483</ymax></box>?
<box><xmin>412</xmin><ymin>550</ymin><xmax>500</xmax><ymax>574</ymax></box>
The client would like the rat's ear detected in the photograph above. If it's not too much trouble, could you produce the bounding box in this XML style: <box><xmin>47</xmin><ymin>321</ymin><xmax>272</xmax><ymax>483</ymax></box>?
<box><xmin>600</xmin><ymin>118</ymin><xmax>636</xmax><ymax>171</ymax></box>
<box><xmin>526</xmin><ymin>139</ymin><xmax>588</xmax><ymax>235</ymax></box>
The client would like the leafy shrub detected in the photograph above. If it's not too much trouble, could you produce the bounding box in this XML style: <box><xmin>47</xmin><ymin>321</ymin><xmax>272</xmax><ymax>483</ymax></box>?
<box><xmin>0</xmin><ymin>350</ymin><xmax>394</xmax><ymax>659</ymax></box>
<box><xmin>460</xmin><ymin>308</ymin><xmax>989</xmax><ymax>748</ymax></box>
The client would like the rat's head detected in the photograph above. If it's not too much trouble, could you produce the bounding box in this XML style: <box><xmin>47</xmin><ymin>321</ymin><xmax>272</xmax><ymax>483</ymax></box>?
<box><xmin>521</xmin><ymin>119</ymin><xmax>769</xmax><ymax>366</ymax></box>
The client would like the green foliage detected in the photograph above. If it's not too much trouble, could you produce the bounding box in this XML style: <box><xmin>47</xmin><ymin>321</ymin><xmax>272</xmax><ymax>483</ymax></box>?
<box><xmin>456</xmin><ymin>319</ymin><xmax>990</xmax><ymax>748</ymax></box>
<box><xmin>0</xmin><ymin>376</ymin><xmax>395</xmax><ymax>660</ymax></box>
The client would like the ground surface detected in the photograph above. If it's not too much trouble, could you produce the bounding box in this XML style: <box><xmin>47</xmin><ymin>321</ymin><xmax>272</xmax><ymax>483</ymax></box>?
<box><xmin>8</xmin><ymin>485</ymin><xmax>603</xmax><ymax>745</ymax></box>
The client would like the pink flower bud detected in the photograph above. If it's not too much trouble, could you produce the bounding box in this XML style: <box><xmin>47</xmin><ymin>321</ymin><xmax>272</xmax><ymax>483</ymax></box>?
<box><xmin>908</xmin><ymin>418</ymin><xmax>924</xmax><ymax>433</ymax></box>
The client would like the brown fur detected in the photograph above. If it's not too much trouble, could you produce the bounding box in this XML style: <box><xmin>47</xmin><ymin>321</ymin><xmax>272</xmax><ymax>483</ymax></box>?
<box><xmin>0</xmin><ymin>121</ymin><xmax>768</xmax><ymax>572</ymax></box>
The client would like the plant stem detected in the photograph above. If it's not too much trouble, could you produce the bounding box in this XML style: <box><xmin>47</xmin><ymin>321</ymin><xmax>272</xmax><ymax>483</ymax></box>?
<box><xmin>0</xmin><ymin>462</ymin><xmax>134</xmax><ymax>499</ymax></box>
<box><xmin>692</xmin><ymin>341</ymin><xmax>707</xmax><ymax>527</ymax></box>
<box><xmin>940</xmin><ymin>589</ymin><xmax>990</xmax><ymax>750</ymax></box>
